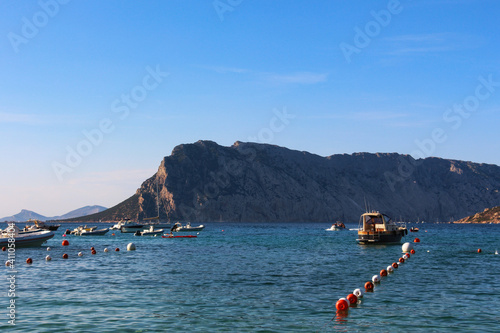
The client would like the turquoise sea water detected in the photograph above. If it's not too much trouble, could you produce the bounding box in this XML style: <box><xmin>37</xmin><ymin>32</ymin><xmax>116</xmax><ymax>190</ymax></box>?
<box><xmin>0</xmin><ymin>222</ymin><xmax>499</xmax><ymax>332</ymax></box>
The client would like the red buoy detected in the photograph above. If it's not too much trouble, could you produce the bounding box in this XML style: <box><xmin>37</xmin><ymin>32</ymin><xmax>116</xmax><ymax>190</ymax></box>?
<box><xmin>91</xmin><ymin>247</ymin><xmax>95</xmax><ymax>251</ymax></box>
<box><xmin>477</xmin><ymin>248</ymin><xmax>482</xmax><ymax>253</ymax></box>
<box><xmin>380</xmin><ymin>269</ymin><xmax>388</xmax><ymax>277</ymax></box>
<box><xmin>365</xmin><ymin>281</ymin><xmax>374</xmax><ymax>291</ymax></box>
<box><xmin>62</xmin><ymin>253</ymin><xmax>68</xmax><ymax>259</ymax></box>
<box><xmin>399</xmin><ymin>257</ymin><xmax>405</xmax><ymax>264</ymax></box>
<box><xmin>406</xmin><ymin>253</ymin><xmax>410</xmax><ymax>259</ymax></box>
<box><xmin>1</xmin><ymin>247</ymin><xmax>6</xmax><ymax>251</ymax></box>
<box><xmin>115</xmin><ymin>248</ymin><xmax>120</xmax><ymax>252</ymax></box>
<box><xmin>26</xmin><ymin>258</ymin><xmax>33</xmax><ymax>264</ymax></box>
<box><xmin>62</xmin><ymin>239</ymin><xmax>69</xmax><ymax>246</ymax></box>
<box><xmin>410</xmin><ymin>249</ymin><xmax>415</xmax><ymax>254</ymax></box>
<box><xmin>336</xmin><ymin>299</ymin><xmax>349</xmax><ymax>311</ymax></box>
<box><xmin>91</xmin><ymin>249</ymin><xmax>97</xmax><ymax>255</ymax></box>
<box><xmin>414</xmin><ymin>238</ymin><xmax>420</xmax><ymax>243</ymax></box>
<box><xmin>392</xmin><ymin>262</ymin><xmax>398</xmax><ymax>269</ymax></box>
<box><xmin>346</xmin><ymin>293</ymin><xmax>358</xmax><ymax>305</ymax></box>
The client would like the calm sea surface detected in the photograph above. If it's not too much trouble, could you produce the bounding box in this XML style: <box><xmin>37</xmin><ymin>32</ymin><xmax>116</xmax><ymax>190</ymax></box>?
<box><xmin>0</xmin><ymin>222</ymin><xmax>499</xmax><ymax>332</ymax></box>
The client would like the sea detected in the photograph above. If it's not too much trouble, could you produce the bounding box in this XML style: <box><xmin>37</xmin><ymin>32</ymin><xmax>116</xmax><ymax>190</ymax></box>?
<box><xmin>0</xmin><ymin>221</ymin><xmax>499</xmax><ymax>332</ymax></box>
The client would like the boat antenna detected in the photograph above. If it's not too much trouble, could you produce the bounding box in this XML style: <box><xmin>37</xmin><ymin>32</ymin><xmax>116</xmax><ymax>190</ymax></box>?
<box><xmin>364</xmin><ymin>196</ymin><xmax>368</xmax><ymax>213</ymax></box>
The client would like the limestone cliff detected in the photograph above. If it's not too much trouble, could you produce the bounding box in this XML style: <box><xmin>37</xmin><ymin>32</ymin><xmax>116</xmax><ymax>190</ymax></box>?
<box><xmin>454</xmin><ymin>206</ymin><xmax>500</xmax><ymax>224</ymax></box>
<box><xmin>75</xmin><ymin>140</ymin><xmax>500</xmax><ymax>222</ymax></box>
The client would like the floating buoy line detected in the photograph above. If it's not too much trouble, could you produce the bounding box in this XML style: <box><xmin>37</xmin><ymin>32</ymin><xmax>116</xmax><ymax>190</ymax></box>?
<box><xmin>333</xmin><ymin>241</ymin><xmax>418</xmax><ymax>318</ymax></box>
<box><xmin>3</xmin><ymin>242</ymin><xmax>137</xmax><ymax>266</ymax></box>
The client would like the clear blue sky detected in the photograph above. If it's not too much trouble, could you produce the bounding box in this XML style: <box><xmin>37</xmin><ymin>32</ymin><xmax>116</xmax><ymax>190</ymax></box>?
<box><xmin>1</xmin><ymin>0</ymin><xmax>499</xmax><ymax>217</ymax></box>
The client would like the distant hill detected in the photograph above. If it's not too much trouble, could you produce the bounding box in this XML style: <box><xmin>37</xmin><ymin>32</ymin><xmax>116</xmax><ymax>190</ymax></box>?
<box><xmin>1</xmin><ymin>205</ymin><xmax>107</xmax><ymax>222</ymax></box>
<box><xmin>454</xmin><ymin>206</ymin><xmax>500</xmax><ymax>224</ymax></box>
<box><xmin>0</xmin><ymin>209</ymin><xmax>47</xmax><ymax>222</ymax></box>
<box><xmin>64</xmin><ymin>140</ymin><xmax>500</xmax><ymax>223</ymax></box>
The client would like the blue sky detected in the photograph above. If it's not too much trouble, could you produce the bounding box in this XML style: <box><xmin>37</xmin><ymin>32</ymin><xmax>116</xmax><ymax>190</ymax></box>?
<box><xmin>1</xmin><ymin>0</ymin><xmax>499</xmax><ymax>217</ymax></box>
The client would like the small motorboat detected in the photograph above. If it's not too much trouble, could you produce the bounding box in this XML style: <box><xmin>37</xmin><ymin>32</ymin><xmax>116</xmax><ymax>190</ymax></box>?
<box><xmin>71</xmin><ymin>225</ymin><xmax>109</xmax><ymax>236</ymax></box>
<box><xmin>170</xmin><ymin>222</ymin><xmax>204</xmax><ymax>232</ymax></box>
<box><xmin>410</xmin><ymin>227</ymin><xmax>419</xmax><ymax>232</ymax></box>
<box><xmin>0</xmin><ymin>225</ymin><xmax>54</xmax><ymax>248</ymax></box>
<box><xmin>326</xmin><ymin>222</ymin><xmax>346</xmax><ymax>231</ymax></box>
<box><xmin>33</xmin><ymin>219</ymin><xmax>60</xmax><ymax>231</ymax></box>
<box><xmin>356</xmin><ymin>211</ymin><xmax>408</xmax><ymax>245</ymax></box>
<box><xmin>161</xmin><ymin>233</ymin><xmax>197</xmax><ymax>239</ymax></box>
<box><xmin>135</xmin><ymin>226</ymin><xmax>164</xmax><ymax>236</ymax></box>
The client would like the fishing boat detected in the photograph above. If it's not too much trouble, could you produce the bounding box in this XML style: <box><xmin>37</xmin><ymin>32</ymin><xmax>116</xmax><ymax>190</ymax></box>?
<box><xmin>326</xmin><ymin>222</ymin><xmax>346</xmax><ymax>231</ymax></box>
<box><xmin>356</xmin><ymin>211</ymin><xmax>408</xmax><ymax>245</ymax></box>
<box><xmin>0</xmin><ymin>225</ymin><xmax>54</xmax><ymax>248</ymax></box>
<box><xmin>171</xmin><ymin>222</ymin><xmax>204</xmax><ymax>232</ymax></box>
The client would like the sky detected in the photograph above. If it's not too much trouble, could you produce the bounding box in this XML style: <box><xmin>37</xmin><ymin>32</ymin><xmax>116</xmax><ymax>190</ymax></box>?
<box><xmin>1</xmin><ymin>0</ymin><xmax>499</xmax><ymax>217</ymax></box>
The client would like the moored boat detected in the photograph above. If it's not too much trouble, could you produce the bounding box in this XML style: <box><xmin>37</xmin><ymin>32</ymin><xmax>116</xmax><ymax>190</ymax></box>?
<box><xmin>171</xmin><ymin>222</ymin><xmax>204</xmax><ymax>232</ymax></box>
<box><xmin>33</xmin><ymin>220</ymin><xmax>60</xmax><ymax>231</ymax></box>
<box><xmin>135</xmin><ymin>226</ymin><xmax>164</xmax><ymax>236</ymax></box>
<box><xmin>356</xmin><ymin>211</ymin><xmax>407</xmax><ymax>245</ymax></box>
<box><xmin>0</xmin><ymin>225</ymin><xmax>54</xmax><ymax>248</ymax></box>
<box><xmin>326</xmin><ymin>222</ymin><xmax>346</xmax><ymax>231</ymax></box>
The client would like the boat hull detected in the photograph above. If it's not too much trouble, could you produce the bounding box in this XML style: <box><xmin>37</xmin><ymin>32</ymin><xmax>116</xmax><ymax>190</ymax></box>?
<box><xmin>0</xmin><ymin>231</ymin><xmax>55</xmax><ymax>248</ymax></box>
<box><xmin>80</xmin><ymin>228</ymin><xmax>109</xmax><ymax>236</ymax></box>
<box><xmin>121</xmin><ymin>225</ymin><xmax>145</xmax><ymax>233</ymax></box>
<box><xmin>356</xmin><ymin>230</ymin><xmax>405</xmax><ymax>245</ymax></box>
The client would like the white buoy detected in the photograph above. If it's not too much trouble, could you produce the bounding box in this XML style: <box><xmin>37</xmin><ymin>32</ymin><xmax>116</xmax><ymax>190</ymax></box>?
<box><xmin>372</xmin><ymin>275</ymin><xmax>381</xmax><ymax>283</ymax></box>
<box><xmin>495</xmin><ymin>249</ymin><xmax>498</xmax><ymax>255</ymax></box>
<box><xmin>127</xmin><ymin>243</ymin><xmax>136</xmax><ymax>251</ymax></box>
<box><xmin>387</xmin><ymin>265</ymin><xmax>394</xmax><ymax>273</ymax></box>
<box><xmin>78</xmin><ymin>252</ymin><xmax>83</xmax><ymax>257</ymax></box>
<box><xmin>46</xmin><ymin>247</ymin><xmax>51</xmax><ymax>251</ymax></box>
<box><xmin>104</xmin><ymin>248</ymin><xmax>109</xmax><ymax>253</ymax></box>
<box><xmin>402</xmin><ymin>242</ymin><xmax>413</xmax><ymax>253</ymax></box>
<box><xmin>353</xmin><ymin>288</ymin><xmax>364</xmax><ymax>298</ymax></box>
<box><xmin>403</xmin><ymin>254</ymin><xmax>409</xmax><ymax>260</ymax></box>
<box><xmin>45</xmin><ymin>255</ymin><xmax>52</xmax><ymax>261</ymax></box>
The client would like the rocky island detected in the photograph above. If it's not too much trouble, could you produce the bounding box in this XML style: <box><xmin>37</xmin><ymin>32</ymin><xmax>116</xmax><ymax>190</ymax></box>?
<box><xmin>66</xmin><ymin>140</ymin><xmax>500</xmax><ymax>223</ymax></box>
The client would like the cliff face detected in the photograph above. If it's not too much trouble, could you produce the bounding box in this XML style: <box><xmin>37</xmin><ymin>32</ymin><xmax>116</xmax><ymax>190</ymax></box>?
<box><xmin>454</xmin><ymin>206</ymin><xmax>500</xmax><ymax>224</ymax></box>
<box><xmin>80</xmin><ymin>140</ymin><xmax>500</xmax><ymax>222</ymax></box>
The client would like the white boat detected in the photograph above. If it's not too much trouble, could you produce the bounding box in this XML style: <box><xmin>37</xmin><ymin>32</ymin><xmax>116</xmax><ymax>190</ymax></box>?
<box><xmin>79</xmin><ymin>227</ymin><xmax>109</xmax><ymax>236</ymax></box>
<box><xmin>0</xmin><ymin>225</ymin><xmax>54</xmax><ymax>248</ymax></box>
<box><xmin>135</xmin><ymin>226</ymin><xmax>164</xmax><ymax>236</ymax></box>
<box><xmin>111</xmin><ymin>219</ymin><xmax>139</xmax><ymax>230</ymax></box>
<box><xmin>171</xmin><ymin>222</ymin><xmax>205</xmax><ymax>232</ymax></box>
<box><xmin>119</xmin><ymin>220</ymin><xmax>145</xmax><ymax>233</ymax></box>
<box><xmin>326</xmin><ymin>222</ymin><xmax>346</xmax><ymax>231</ymax></box>
<box><xmin>71</xmin><ymin>225</ymin><xmax>109</xmax><ymax>236</ymax></box>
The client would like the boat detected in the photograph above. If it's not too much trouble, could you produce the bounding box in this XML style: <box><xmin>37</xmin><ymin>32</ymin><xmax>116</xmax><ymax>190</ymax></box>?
<box><xmin>410</xmin><ymin>227</ymin><xmax>419</xmax><ymax>232</ymax></box>
<box><xmin>70</xmin><ymin>225</ymin><xmax>109</xmax><ymax>236</ymax></box>
<box><xmin>33</xmin><ymin>219</ymin><xmax>60</xmax><ymax>231</ymax></box>
<box><xmin>170</xmin><ymin>222</ymin><xmax>204</xmax><ymax>232</ymax></box>
<box><xmin>135</xmin><ymin>226</ymin><xmax>164</xmax><ymax>236</ymax></box>
<box><xmin>79</xmin><ymin>227</ymin><xmax>109</xmax><ymax>236</ymax></box>
<box><xmin>356</xmin><ymin>211</ymin><xmax>408</xmax><ymax>245</ymax></box>
<box><xmin>326</xmin><ymin>222</ymin><xmax>346</xmax><ymax>231</ymax></box>
<box><xmin>0</xmin><ymin>225</ymin><xmax>54</xmax><ymax>248</ymax></box>
<box><xmin>161</xmin><ymin>234</ymin><xmax>197</xmax><ymax>239</ymax></box>
<box><xmin>119</xmin><ymin>220</ymin><xmax>146</xmax><ymax>233</ymax></box>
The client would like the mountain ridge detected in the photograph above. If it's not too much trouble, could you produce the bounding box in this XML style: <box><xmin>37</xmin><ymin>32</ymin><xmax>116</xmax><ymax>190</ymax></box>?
<box><xmin>63</xmin><ymin>140</ymin><xmax>500</xmax><ymax>223</ymax></box>
<box><xmin>0</xmin><ymin>205</ymin><xmax>107</xmax><ymax>222</ymax></box>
